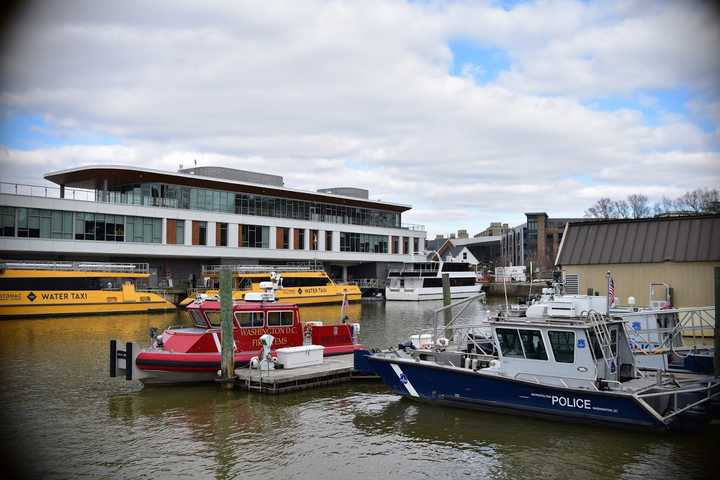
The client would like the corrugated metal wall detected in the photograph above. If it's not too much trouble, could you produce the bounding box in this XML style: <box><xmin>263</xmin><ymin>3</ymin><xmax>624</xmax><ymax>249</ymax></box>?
<box><xmin>563</xmin><ymin>262</ymin><xmax>719</xmax><ymax>308</ymax></box>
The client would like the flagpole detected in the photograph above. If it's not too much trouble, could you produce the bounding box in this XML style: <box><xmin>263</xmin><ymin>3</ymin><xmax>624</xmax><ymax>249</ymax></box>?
<box><xmin>606</xmin><ymin>271</ymin><xmax>611</xmax><ymax>315</ymax></box>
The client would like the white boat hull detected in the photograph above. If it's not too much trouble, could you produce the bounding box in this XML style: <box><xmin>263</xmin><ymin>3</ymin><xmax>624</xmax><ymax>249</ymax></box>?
<box><xmin>385</xmin><ymin>285</ymin><xmax>482</xmax><ymax>301</ymax></box>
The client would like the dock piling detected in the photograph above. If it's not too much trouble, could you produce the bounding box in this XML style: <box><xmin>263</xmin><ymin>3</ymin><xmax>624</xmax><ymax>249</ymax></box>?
<box><xmin>220</xmin><ymin>268</ymin><xmax>235</xmax><ymax>388</ymax></box>
<box><xmin>442</xmin><ymin>273</ymin><xmax>452</xmax><ymax>337</ymax></box>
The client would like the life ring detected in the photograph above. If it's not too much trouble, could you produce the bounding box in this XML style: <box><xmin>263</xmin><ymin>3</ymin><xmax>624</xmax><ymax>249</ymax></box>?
<box><xmin>436</xmin><ymin>337</ymin><xmax>450</xmax><ymax>348</ymax></box>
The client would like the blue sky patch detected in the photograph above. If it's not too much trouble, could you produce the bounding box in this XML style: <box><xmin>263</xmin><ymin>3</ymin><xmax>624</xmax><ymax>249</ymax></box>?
<box><xmin>0</xmin><ymin>112</ymin><xmax>119</xmax><ymax>149</ymax></box>
<box><xmin>448</xmin><ymin>39</ymin><xmax>510</xmax><ymax>84</ymax></box>
<box><xmin>584</xmin><ymin>87</ymin><xmax>695</xmax><ymax>127</ymax></box>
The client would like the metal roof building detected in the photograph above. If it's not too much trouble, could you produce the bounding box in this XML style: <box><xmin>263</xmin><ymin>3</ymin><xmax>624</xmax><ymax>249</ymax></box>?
<box><xmin>555</xmin><ymin>214</ymin><xmax>720</xmax><ymax>308</ymax></box>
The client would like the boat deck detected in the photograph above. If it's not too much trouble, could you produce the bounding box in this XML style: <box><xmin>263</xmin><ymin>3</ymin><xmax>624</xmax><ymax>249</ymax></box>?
<box><xmin>234</xmin><ymin>354</ymin><xmax>376</xmax><ymax>394</ymax></box>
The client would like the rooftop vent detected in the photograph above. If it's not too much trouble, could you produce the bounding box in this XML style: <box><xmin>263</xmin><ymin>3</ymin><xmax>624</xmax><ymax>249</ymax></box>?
<box><xmin>179</xmin><ymin>166</ymin><xmax>284</xmax><ymax>187</ymax></box>
<box><xmin>316</xmin><ymin>187</ymin><xmax>369</xmax><ymax>199</ymax></box>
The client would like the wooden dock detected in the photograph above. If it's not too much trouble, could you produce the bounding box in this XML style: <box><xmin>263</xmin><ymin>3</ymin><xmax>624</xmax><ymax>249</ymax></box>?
<box><xmin>234</xmin><ymin>354</ymin><xmax>377</xmax><ymax>394</ymax></box>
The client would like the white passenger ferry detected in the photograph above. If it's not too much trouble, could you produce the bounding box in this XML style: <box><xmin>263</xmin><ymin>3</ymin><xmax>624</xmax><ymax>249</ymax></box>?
<box><xmin>385</xmin><ymin>261</ymin><xmax>482</xmax><ymax>301</ymax></box>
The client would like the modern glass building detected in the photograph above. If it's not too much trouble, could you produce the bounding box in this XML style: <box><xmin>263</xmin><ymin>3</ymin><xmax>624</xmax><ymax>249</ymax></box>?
<box><xmin>0</xmin><ymin>165</ymin><xmax>426</xmax><ymax>285</ymax></box>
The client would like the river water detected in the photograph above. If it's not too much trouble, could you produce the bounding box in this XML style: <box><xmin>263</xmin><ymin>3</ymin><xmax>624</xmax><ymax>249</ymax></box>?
<box><xmin>0</xmin><ymin>300</ymin><xmax>716</xmax><ymax>479</ymax></box>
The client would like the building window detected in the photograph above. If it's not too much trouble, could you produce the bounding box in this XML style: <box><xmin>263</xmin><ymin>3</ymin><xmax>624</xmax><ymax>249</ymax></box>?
<box><xmin>462</xmin><ymin>252</ymin><xmax>467</xmax><ymax>261</ymax></box>
<box><xmin>294</xmin><ymin>228</ymin><xmax>305</xmax><ymax>250</ymax></box>
<box><xmin>339</xmin><ymin>232</ymin><xmax>388</xmax><ymax>253</ymax></box>
<box><xmin>276</xmin><ymin>227</ymin><xmax>289</xmax><ymax>249</ymax></box>
<box><xmin>192</xmin><ymin>220</ymin><xmax>207</xmax><ymax>245</ymax></box>
<box><xmin>175</xmin><ymin>220</ymin><xmax>185</xmax><ymax>245</ymax></box>
<box><xmin>125</xmin><ymin>216</ymin><xmax>162</xmax><ymax>243</ymax></box>
<box><xmin>310</xmin><ymin>229</ymin><xmax>318</xmax><ymax>250</ymax></box>
<box><xmin>104</xmin><ymin>182</ymin><xmax>402</xmax><ymax>228</ymax></box>
<box><xmin>413</xmin><ymin>237</ymin><xmax>419</xmax><ymax>254</ymax></box>
<box><xmin>241</xmin><ymin>224</ymin><xmax>269</xmax><ymax>248</ymax></box>
<box><xmin>402</xmin><ymin>237</ymin><xmax>408</xmax><ymax>254</ymax></box>
<box><xmin>325</xmin><ymin>231</ymin><xmax>333</xmax><ymax>251</ymax></box>
<box><xmin>391</xmin><ymin>236</ymin><xmax>398</xmax><ymax>254</ymax></box>
<box><xmin>0</xmin><ymin>207</ymin><xmax>15</xmax><ymax>236</ymax></box>
<box><xmin>217</xmin><ymin>222</ymin><xmax>228</xmax><ymax>247</ymax></box>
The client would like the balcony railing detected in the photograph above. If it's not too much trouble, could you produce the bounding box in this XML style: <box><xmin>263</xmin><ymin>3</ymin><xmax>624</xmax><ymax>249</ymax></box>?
<box><xmin>0</xmin><ymin>181</ymin><xmax>96</xmax><ymax>201</ymax></box>
<box><xmin>401</xmin><ymin>223</ymin><xmax>426</xmax><ymax>231</ymax></box>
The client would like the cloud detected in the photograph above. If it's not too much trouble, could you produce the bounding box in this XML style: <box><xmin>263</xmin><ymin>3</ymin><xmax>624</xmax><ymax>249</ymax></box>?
<box><xmin>0</xmin><ymin>0</ymin><xmax>719</xmax><ymax>237</ymax></box>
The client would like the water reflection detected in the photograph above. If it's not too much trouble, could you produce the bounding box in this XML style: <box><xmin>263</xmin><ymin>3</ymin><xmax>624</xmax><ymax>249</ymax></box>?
<box><xmin>0</xmin><ymin>300</ymin><xmax>716</xmax><ymax>479</ymax></box>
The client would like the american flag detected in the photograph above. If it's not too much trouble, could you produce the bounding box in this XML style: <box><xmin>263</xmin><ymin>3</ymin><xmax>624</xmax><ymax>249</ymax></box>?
<box><xmin>608</xmin><ymin>275</ymin><xmax>616</xmax><ymax>307</ymax></box>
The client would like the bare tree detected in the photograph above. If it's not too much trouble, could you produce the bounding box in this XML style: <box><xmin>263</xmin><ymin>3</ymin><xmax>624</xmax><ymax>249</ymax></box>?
<box><xmin>585</xmin><ymin>197</ymin><xmax>614</xmax><ymax>218</ymax></box>
<box><xmin>610</xmin><ymin>200</ymin><xmax>630</xmax><ymax>218</ymax></box>
<box><xmin>676</xmin><ymin>189</ymin><xmax>704</xmax><ymax>212</ymax></box>
<box><xmin>653</xmin><ymin>196</ymin><xmax>676</xmax><ymax>215</ymax></box>
<box><xmin>627</xmin><ymin>194</ymin><xmax>650</xmax><ymax>218</ymax></box>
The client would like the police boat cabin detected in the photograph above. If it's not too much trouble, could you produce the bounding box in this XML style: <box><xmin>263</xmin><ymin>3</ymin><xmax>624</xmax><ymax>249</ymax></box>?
<box><xmin>111</xmin><ymin>277</ymin><xmax>363</xmax><ymax>385</ymax></box>
<box><xmin>366</xmin><ymin>294</ymin><xmax>719</xmax><ymax>431</ymax></box>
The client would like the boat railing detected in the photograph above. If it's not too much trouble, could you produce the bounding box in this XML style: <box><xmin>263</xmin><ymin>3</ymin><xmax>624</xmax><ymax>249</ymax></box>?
<box><xmin>202</xmin><ymin>264</ymin><xmax>320</xmax><ymax>276</ymax></box>
<box><xmin>637</xmin><ymin>378</ymin><xmax>720</xmax><ymax>423</ymax></box>
<box><xmin>0</xmin><ymin>260</ymin><xmax>149</xmax><ymax>274</ymax></box>
<box><xmin>619</xmin><ymin>306</ymin><xmax>715</xmax><ymax>353</ymax></box>
<box><xmin>430</xmin><ymin>292</ymin><xmax>488</xmax><ymax>343</ymax></box>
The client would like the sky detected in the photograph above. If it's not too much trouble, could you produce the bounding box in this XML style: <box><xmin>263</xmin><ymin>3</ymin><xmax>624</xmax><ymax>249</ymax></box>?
<box><xmin>1</xmin><ymin>0</ymin><xmax>719</xmax><ymax>237</ymax></box>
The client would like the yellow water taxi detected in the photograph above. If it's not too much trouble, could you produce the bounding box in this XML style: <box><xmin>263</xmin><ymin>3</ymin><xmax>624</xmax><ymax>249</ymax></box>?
<box><xmin>0</xmin><ymin>261</ymin><xmax>176</xmax><ymax>317</ymax></box>
<box><xmin>179</xmin><ymin>265</ymin><xmax>362</xmax><ymax>307</ymax></box>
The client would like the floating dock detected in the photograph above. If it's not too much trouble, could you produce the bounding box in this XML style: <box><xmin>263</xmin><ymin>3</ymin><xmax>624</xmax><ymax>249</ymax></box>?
<box><xmin>234</xmin><ymin>354</ymin><xmax>377</xmax><ymax>394</ymax></box>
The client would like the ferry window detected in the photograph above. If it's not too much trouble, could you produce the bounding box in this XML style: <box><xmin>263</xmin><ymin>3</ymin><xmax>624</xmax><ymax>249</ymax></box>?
<box><xmin>548</xmin><ymin>331</ymin><xmax>575</xmax><ymax>363</ymax></box>
<box><xmin>235</xmin><ymin>311</ymin><xmax>264</xmax><ymax>328</ymax></box>
<box><xmin>496</xmin><ymin>328</ymin><xmax>524</xmax><ymax>358</ymax></box>
<box><xmin>519</xmin><ymin>329</ymin><xmax>548</xmax><ymax>360</ymax></box>
<box><xmin>204</xmin><ymin>311</ymin><xmax>222</xmax><ymax>327</ymax></box>
<box><xmin>190</xmin><ymin>310</ymin><xmax>207</xmax><ymax>327</ymax></box>
<box><xmin>267</xmin><ymin>311</ymin><xmax>294</xmax><ymax>326</ymax></box>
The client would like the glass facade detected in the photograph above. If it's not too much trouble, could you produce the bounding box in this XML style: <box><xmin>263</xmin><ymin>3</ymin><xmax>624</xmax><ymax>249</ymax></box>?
<box><xmin>0</xmin><ymin>206</ymin><xmax>161</xmax><ymax>243</ymax></box>
<box><xmin>340</xmin><ymin>232</ymin><xmax>388</xmax><ymax>253</ymax></box>
<box><xmin>99</xmin><ymin>182</ymin><xmax>401</xmax><ymax>228</ymax></box>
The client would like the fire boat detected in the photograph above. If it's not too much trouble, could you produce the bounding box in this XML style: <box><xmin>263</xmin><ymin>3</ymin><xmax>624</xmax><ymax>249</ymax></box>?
<box><xmin>110</xmin><ymin>276</ymin><xmax>363</xmax><ymax>385</ymax></box>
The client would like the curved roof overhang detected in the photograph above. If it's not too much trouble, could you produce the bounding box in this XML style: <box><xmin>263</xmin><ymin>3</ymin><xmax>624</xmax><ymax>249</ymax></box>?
<box><xmin>44</xmin><ymin>165</ymin><xmax>411</xmax><ymax>213</ymax></box>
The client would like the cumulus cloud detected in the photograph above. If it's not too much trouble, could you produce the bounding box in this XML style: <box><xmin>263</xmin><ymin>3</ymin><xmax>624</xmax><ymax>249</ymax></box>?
<box><xmin>0</xmin><ymin>0</ymin><xmax>719</xmax><ymax>236</ymax></box>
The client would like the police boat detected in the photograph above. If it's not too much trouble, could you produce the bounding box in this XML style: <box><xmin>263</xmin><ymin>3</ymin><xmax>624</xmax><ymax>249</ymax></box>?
<box><xmin>366</xmin><ymin>294</ymin><xmax>719</xmax><ymax>431</ymax></box>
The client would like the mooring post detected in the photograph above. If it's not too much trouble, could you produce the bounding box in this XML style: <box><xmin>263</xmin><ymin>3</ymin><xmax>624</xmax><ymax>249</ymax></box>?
<box><xmin>442</xmin><ymin>273</ymin><xmax>452</xmax><ymax>339</ymax></box>
<box><xmin>714</xmin><ymin>266</ymin><xmax>719</xmax><ymax>378</ymax></box>
<box><xmin>220</xmin><ymin>268</ymin><xmax>235</xmax><ymax>388</ymax></box>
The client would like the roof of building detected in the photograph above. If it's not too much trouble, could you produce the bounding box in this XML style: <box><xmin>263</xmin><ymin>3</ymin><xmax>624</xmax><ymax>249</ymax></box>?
<box><xmin>44</xmin><ymin>165</ymin><xmax>410</xmax><ymax>212</ymax></box>
<box><xmin>556</xmin><ymin>214</ymin><xmax>720</xmax><ymax>265</ymax></box>
<box><xmin>437</xmin><ymin>236</ymin><xmax>502</xmax><ymax>257</ymax></box>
